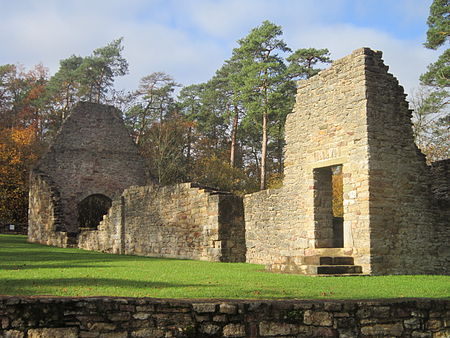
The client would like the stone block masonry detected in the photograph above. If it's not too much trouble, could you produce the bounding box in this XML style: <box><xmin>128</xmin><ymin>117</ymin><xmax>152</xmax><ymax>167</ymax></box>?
<box><xmin>78</xmin><ymin>183</ymin><xmax>246</xmax><ymax>262</ymax></box>
<box><xmin>28</xmin><ymin>102</ymin><xmax>148</xmax><ymax>242</ymax></box>
<box><xmin>28</xmin><ymin>47</ymin><xmax>449</xmax><ymax>275</ymax></box>
<box><xmin>28</xmin><ymin>102</ymin><xmax>245</xmax><ymax>263</ymax></box>
<box><xmin>0</xmin><ymin>296</ymin><xmax>449</xmax><ymax>337</ymax></box>
<box><xmin>245</xmin><ymin>47</ymin><xmax>449</xmax><ymax>275</ymax></box>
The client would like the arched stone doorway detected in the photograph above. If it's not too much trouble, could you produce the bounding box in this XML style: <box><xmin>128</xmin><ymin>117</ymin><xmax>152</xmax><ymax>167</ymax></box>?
<box><xmin>77</xmin><ymin>194</ymin><xmax>112</xmax><ymax>229</ymax></box>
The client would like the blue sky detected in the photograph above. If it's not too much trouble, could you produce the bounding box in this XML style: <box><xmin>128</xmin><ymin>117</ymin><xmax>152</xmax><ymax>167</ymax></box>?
<box><xmin>0</xmin><ymin>0</ymin><xmax>438</xmax><ymax>97</ymax></box>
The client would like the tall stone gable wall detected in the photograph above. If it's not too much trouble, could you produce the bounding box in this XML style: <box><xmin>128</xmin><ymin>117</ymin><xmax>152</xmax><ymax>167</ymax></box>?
<box><xmin>245</xmin><ymin>48</ymin><xmax>449</xmax><ymax>275</ymax></box>
<box><xmin>365</xmin><ymin>56</ymin><xmax>449</xmax><ymax>274</ymax></box>
<box><xmin>28</xmin><ymin>102</ymin><xmax>148</xmax><ymax>243</ymax></box>
<box><xmin>245</xmin><ymin>48</ymin><xmax>372</xmax><ymax>273</ymax></box>
<box><xmin>78</xmin><ymin>183</ymin><xmax>246</xmax><ymax>262</ymax></box>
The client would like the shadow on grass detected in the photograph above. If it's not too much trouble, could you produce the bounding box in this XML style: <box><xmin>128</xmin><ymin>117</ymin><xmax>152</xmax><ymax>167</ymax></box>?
<box><xmin>0</xmin><ymin>277</ymin><xmax>207</xmax><ymax>296</ymax></box>
<box><xmin>0</xmin><ymin>250</ymin><xmax>146</xmax><ymax>270</ymax></box>
<box><xmin>0</xmin><ymin>264</ymin><xmax>118</xmax><ymax>270</ymax></box>
<box><xmin>0</xmin><ymin>235</ymin><xmax>179</xmax><ymax>269</ymax></box>
<box><xmin>0</xmin><ymin>234</ymin><xmax>27</xmax><ymax>241</ymax></box>
<box><xmin>1</xmin><ymin>249</ymin><xmax>138</xmax><ymax>260</ymax></box>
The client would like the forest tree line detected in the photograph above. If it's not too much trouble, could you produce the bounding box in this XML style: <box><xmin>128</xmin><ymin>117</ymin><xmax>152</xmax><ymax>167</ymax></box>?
<box><xmin>1</xmin><ymin>8</ymin><xmax>448</xmax><ymax>225</ymax></box>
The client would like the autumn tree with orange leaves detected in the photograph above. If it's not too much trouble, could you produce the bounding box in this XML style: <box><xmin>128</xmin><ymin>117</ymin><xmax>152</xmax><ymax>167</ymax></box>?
<box><xmin>0</xmin><ymin>127</ymin><xmax>39</xmax><ymax>223</ymax></box>
<box><xmin>0</xmin><ymin>64</ymin><xmax>48</xmax><ymax>224</ymax></box>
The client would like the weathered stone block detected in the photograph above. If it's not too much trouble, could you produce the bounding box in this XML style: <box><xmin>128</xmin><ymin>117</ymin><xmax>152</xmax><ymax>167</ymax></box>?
<box><xmin>309</xmin><ymin>327</ymin><xmax>337</xmax><ymax>337</ymax></box>
<box><xmin>372</xmin><ymin>306</ymin><xmax>391</xmax><ymax>318</ymax></box>
<box><xmin>99</xmin><ymin>332</ymin><xmax>127</xmax><ymax>338</ymax></box>
<box><xmin>131</xmin><ymin>328</ymin><xmax>164</xmax><ymax>337</ymax></box>
<box><xmin>27</xmin><ymin>327</ymin><xmax>78</xmax><ymax>338</ymax></box>
<box><xmin>323</xmin><ymin>302</ymin><xmax>342</xmax><ymax>312</ymax></box>
<box><xmin>259</xmin><ymin>321</ymin><xmax>300</xmax><ymax>336</ymax></box>
<box><xmin>411</xmin><ymin>332</ymin><xmax>432</xmax><ymax>338</ymax></box>
<box><xmin>79</xmin><ymin>331</ymin><xmax>100</xmax><ymax>338</ymax></box>
<box><xmin>223</xmin><ymin>323</ymin><xmax>246</xmax><ymax>337</ymax></box>
<box><xmin>1</xmin><ymin>316</ymin><xmax>9</xmax><ymax>329</ymax></box>
<box><xmin>434</xmin><ymin>329</ymin><xmax>450</xmax><ymax>338</ymax></box>
<box><xmin>107</xmin><ymin>312</ymin><xmax>131</xmax><ymax>321</ymax></box>
<box><xmin>88</xmin><ymin>322</ymin><xmax>116</xmax><ymax>332</ymax></box>
<box><xmin>427</xmin><ymin>319</ymin><xmax>443</xmax><ymax>331</ymax></box>
<box><xmin>133</xmin><ymin>312</ymin><xmax>151</xmax><ymax>320</ymax></box>
<box><xmin>193</xmin><ymin>303</ymin><xmax>217</xmax><ymax>313</ymax></box>
<box><xmin>212</xmin><ymin>314</ymin><xmax>227</xmax><ymax>323</ymax></box>
<box><xmin>404</xmin><ymin>317</ymin><xmax>422</xmax><ymax>329</ymax></box>
<box><xmin>220</xmin><ymin>303</ymin><xmax>237</xmax><ymax>314</ymax></box>
<box><xmin>200</xmin><ymin>323</ymin><xmax>220</xmax><ymax>335</ymax></box>
<box><xmin>361</xmin><ymin>323</ymin><xmax>403</xmax><ymax>336</ymax></box>
<box><xmin>303</xmin><ymin>310</ymin><xmax>333</xmax><ymax>326</ymax></box>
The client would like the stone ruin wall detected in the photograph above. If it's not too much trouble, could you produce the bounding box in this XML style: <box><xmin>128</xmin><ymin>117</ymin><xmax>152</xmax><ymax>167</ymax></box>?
<box><xmin>364</xmin><ymin>53</ymin><xmax>449</xmax><ymax>274</ymax></box>
<box><xmin>245</xmin><ymin>48</ymin><xmax>449</xmax><ymax>275</ymax></box>
<box><xmin>28</xmin><ymin>102</ymin><xmax>148</xmax><ymax>245</ymax></box>
<box><xmin>245</xmin><ymin>48</ymin><xmax>373</xmax><ymax>273</ymax></box>
<box><xmin>78</xmin><ymin>183</ymin><xmax>246</xmax><ymax>262</ymax></box>
<box><xmin>430</xmin><ymin>159</ymin><xmax>450</xmax><ymax>269</ymax></box>
<box><xmin>28</xmin><ymin>173</ymin><xmax>69</xmax><ymax>246</ymax></box>
<box><xmin>28</xmin><ymin>102</ymin><xmax>246</xmax><ymax>263</ymax></box>
<box><xmin>27</xmin><ymin>49</ymin><xmax>449</xmax><ymax>275</ymax></box>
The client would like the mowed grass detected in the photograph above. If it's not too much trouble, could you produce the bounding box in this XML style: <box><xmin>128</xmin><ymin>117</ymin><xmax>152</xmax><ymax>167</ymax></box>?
<box><xmin>0</xmin><ymin>235</ymin><xmax>449</xmax><ymax>299</ymax></box>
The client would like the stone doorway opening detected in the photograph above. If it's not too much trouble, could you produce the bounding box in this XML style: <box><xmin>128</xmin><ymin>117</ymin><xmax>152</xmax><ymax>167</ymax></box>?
<box><xmin>313</xmin><ymin>164</ymin><xmax>344</xmax><ymax>248</ymax></box>
<box><xmin>77</xmin><ymin>194</ymin><xmax>112</xmax><ymax>229</ymax></box>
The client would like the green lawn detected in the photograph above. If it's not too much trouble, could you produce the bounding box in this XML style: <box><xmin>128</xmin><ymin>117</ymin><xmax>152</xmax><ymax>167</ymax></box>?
<box><xmin>0</xmin><ymin>234</ymin><xmax>449</xmax><ymax>299</ymax></box>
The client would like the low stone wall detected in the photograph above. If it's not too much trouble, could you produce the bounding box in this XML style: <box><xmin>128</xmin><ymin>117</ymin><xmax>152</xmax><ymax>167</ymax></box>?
<box><xmin>0</xmin><ymin>297</ymin><xmax>449</xmax><ymax>337</ymax></box>
<box><xmin>244</xmin><ymin>188</ymin><xmax>291</xmax><ymax>265</ymax></box>
<box><xmin>78</xmin><ymin>183</ymin><xmax>246</xmax><ymax>262</ymax></box>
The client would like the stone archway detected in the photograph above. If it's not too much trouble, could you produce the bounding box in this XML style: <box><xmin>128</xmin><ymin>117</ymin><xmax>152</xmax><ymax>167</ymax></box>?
<box><xmin>77</xmin><ymin>194</ymin><xmax>112</xmax><ymax>229</ymax></box>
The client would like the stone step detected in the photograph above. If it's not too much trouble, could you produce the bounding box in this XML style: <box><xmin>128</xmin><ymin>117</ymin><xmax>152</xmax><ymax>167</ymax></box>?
<box><xmin>319</xmin><ymin>256</ymin><xmax>354</xmax><ymax>266</ymax></box>
<box><xmin>316</xmin><ymin>265</ymin><xmax>362</xmax><ymax>275</ymax></box>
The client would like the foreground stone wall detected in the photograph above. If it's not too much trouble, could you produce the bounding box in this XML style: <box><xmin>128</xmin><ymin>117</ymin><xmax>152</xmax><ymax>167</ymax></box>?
<box><xmin>78</xmin><ymin>183</ymin><xmax>246</xmax><ymax>262</ymax></box>
<box><xmin>1</xmin><ymin>296</ymin><xmax>449</xmax><ymax>337</ymax></box>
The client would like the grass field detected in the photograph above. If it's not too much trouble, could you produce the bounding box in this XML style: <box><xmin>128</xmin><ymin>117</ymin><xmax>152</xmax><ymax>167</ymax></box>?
<box><xmin>0</xmin><ymin>234</ymin><xmax>449</xmax><ymax>299</ymax></box>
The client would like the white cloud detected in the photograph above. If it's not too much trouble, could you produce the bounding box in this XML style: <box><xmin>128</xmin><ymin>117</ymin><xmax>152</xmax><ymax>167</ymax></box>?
<box><xmin>178</xmin><ymin>0</ymin><xmax>265</xmax><ymax>38</ymax></box>
<box><xmin>285</xmin><ymin>23</ymin><xmax>438</xmax><ymax>96</ymax></box>
<box><xmin>116</xmin><ymin>21</ymin><xmax>227</xmax><ymax>89</ymax></box>
<box><xmin>0</xmin><ymin>0</ymin><xmax>436</xmax><ymax>99</ymax></box>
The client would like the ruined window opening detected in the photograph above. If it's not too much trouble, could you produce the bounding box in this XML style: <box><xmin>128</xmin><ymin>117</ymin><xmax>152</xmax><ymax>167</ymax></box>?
<box><xmin>77</xmin><ymin>194</ymin><xmax>112</xmax><ymax>229</ymax></box>
<box><xmin>313</xmin><ymin>165</ymin><xmax>344</xmax><ymax>248</ymax></box>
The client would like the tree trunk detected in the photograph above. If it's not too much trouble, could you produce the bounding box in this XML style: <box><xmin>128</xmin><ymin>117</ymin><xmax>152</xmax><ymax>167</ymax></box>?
<box><xmin>260</xmin><ymin>78</ymin><xmax>269</xmax><ymax>190</ymax></box>
<box><xmin>230</xmin><ymin>106</ymin><xmax>239</xmax><ymax>167</ymax></box>
<box><xmin>260</xmin><ymin>109</ymin><xmax>268</xmax><ymax>190</ymax></box>
<box><xmin>277</xmin><ymin>124</ymin><xmax>283</xmax><ymax>174</ymax></box>
<box><xmin>186</xmin><ymin>125</ymin><xmax>192</xmax><ymax>169</ymax></box>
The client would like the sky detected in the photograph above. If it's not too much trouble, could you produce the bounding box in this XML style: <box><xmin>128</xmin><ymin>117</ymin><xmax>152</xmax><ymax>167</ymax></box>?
<box><xmin>0</xmin><ymin>0</ymin><xmax>440</xmax><ymax>98</ymax></box>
